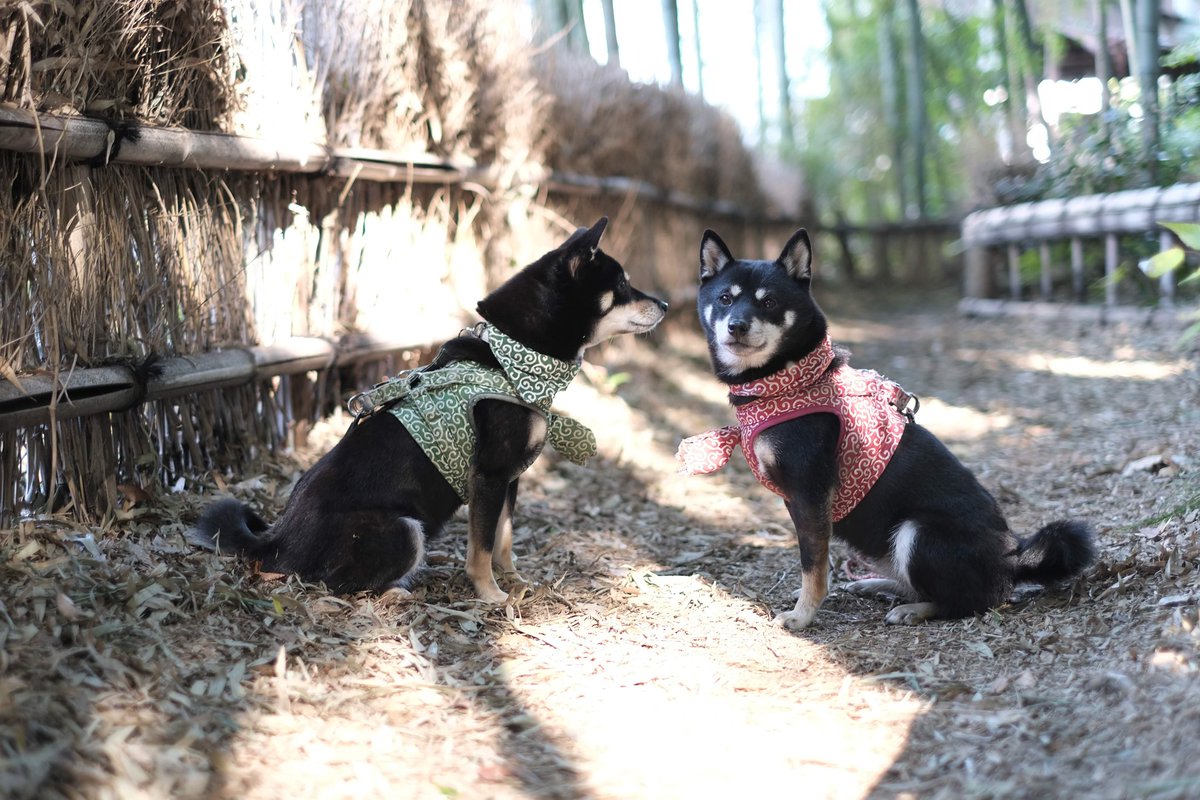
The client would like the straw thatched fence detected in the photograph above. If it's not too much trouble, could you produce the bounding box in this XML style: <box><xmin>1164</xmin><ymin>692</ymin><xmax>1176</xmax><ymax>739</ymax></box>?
<box><xmin>0</xmin><ymin>1</ymin><xmax>810</xmax><ymax>523</ymax></box>
<box><xmin>960</xmin><ymin>183</ymin><xmax>1200</xmax><ymax>316</ymax></box>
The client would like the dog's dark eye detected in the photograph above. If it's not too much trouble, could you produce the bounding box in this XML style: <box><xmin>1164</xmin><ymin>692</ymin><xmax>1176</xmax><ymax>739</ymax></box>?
<box><xmin>617</xmin><ymin>277</ymin><xmax>628</xmax><ymax>291</ymax></box>
<box><xmin>718</xmin><ymin>293</ymin><xmax>733</xmax><ymax>306</ymax></box>
<box><xmin>762</xmin><ymin>297</ymin><xmax>777</xmax><ymax>310</ymax></box>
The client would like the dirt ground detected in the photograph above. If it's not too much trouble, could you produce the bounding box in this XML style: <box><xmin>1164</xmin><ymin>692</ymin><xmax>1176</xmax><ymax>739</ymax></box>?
<box><xmin>3</xmin><ymin>290</ymin><xmax>1199</xmax><ymax>799</ymax></box>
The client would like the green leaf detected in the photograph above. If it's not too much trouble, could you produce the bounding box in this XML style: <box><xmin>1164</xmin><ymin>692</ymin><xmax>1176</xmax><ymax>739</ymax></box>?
<box><xmin>1161</xmin><ymin>221</ymin><xmax>1200</xmax><ymax>251</ymax></box>
<box><xmin>272</xmin><ymin>596</ymin><xmax>284</xmax><ymax>615</ymax></box>
<box><xmin>604</xmin><ymin>371</ymin><xmax>631</xmax><ymax>391</ymax></box>
<box><xmin>1146</xmin><ymin>247</ymin><xmax>1186</xmax><ymax>277</ymax></box>
<box><xmin>1179</xmin><ymin>267</ymin><xmax>1200</xmax><ymax>286</ymax></box>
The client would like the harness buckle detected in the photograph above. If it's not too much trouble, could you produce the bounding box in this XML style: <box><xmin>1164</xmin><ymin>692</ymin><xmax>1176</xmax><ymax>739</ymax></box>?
<box><xmin>347</xmin><ymin>369</ymin><xmax>420</xmax><ymax>421</ymax></box>
<box><xmin>347</xmin><ymin>389</ymin><xmax>374</xmax><ymax>420</ymax></box>
<box><xmin>891</xmin><ymin>386</ymin><xmax>920</xmax><ymax>421</ymax></box>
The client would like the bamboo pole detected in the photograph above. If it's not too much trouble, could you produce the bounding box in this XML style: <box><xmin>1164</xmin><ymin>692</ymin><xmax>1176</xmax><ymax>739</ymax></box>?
<box><xmin>1008</xmin><ymin>244</ymin><xmax>1022</xmax><ymax>300</ymax></box>
<box><xmin>0</xmin><ymin>336</ymin><xmax>425</xmax><ymax>434</ymax></box>
<box><xmin>1039</xmin><ymin>241</ymin><xmax>1052</xmax><ymax>298</ymax></box>
<box><xmin>1070</xmin><ymin>237</ymin><xmax>1085</xmax><ymax>301</ymax></box>
<box><xmin>1159</xmin><ymin>228</ymin><xmax>1176</xmax><ymax>307</ymax></box>
<box><xmin>1105</xmin><ymin>233</ymin><xmax>1119</xmax><ymax>307</ymax></box>
<box><xmin>0</xmin><ymin>107</ymin><xmax>467</xmax><ymax>182</ymax></box>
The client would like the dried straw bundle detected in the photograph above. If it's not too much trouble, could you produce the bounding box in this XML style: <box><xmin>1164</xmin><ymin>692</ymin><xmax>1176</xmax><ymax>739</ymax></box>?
<box><xmin>0</xmin><ymin>151</ymin><xmax>279</xmax><ymax>519</ymax></box>
<box><xmin>534</xmin><ymin>50</ymin><xmax>765</xmax><ymax>210</ymax></box>
<box><xmin>0</xmin><ymin>0</ymin><xmax>233</xmax><ymax>129</ymax></box>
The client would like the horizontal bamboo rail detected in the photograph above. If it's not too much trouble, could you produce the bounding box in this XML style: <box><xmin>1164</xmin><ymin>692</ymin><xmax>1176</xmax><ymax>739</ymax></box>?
<box><xmin>0</xmin><ymin>107</ymin><xmax>468</xmax><ymax>182</ymax></box>
<box><xmin>961</xmin><ymin>183</ymin><xmax>1200</xmax><ymax>306</ymax></box>
<box><xmin>0</xmin><ymin>108</ymin><xmax>790</xmax><ymax>224</ymax></box>
<box><xmin>0</xmin><ymin>335</ymin><xmax>427</xmax><ymax>434</ymax></box>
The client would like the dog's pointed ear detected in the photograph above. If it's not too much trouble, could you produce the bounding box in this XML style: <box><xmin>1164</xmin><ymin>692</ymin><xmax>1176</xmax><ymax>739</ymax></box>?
<box><xmin>700</xmin><ymin>229</ymin><xmax>734</xmax><ymax>281</ymax></box>
<box><xmin>562</xmin><ymin>216</ymin><xmax>608</xmax><ymax>276</ymax></box>
<box><xmin>777</xmin><ymin>228</ymin><xmax>812</xmax><ymax>281</ymax></box>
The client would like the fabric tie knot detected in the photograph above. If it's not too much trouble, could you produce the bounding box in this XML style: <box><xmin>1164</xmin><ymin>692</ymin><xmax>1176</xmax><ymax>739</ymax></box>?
<box><xmin>676</xmin><ymin>425</ymin><xmax>741</xmax><ymax>475</ymax></box>
<box><xmin>548</xmin><ymin>414</ymin><xmax>597</xmax><ymax>465</ymax></box>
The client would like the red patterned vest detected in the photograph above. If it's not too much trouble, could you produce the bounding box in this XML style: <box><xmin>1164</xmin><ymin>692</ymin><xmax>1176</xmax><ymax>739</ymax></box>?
<box><xmin>676</xmin><ymin>336</ymin><xmax>916</xmax><ymax>522</ymax></box>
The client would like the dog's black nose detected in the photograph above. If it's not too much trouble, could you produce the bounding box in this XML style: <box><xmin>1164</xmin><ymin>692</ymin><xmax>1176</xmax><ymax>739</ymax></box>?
<box><xmin>656</xmin><ymin>298</ymin><xmax>669</xmax><ymax>311</ymax></box>
<box><xmin>727</xmin><ymin>318</ymin><xmax>749</xmax><ymax>336</ymax></box>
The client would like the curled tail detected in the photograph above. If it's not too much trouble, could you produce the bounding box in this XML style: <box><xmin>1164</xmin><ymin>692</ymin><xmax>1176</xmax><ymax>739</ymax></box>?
<box><xmin>1012</xmin><ymin>519</ymin><xmax>1097</xmax><ymax>585</ymax></box>
<box><xmin>187</xmin><ymin>498</ymin><xmax>272</xmax><ymax>559</ymax></box>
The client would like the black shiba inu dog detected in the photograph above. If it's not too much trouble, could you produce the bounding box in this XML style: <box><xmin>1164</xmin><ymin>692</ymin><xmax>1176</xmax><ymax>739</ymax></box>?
<box><xmin>190</xmin><ymin>218</ymin><xmax>667</xmax><ymax>602</ymax></box>
<box><xmin>684</xmin><ymin>227</ymin><xmax>1094</xmax><ymax>628</ymax></box>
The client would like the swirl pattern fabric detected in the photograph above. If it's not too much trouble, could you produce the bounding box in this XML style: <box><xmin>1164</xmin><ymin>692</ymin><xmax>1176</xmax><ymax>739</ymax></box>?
<box><xmin>386</xmin><ymin>325</ymin><xmax>596</xmax><ymax>501</ymax></box>
<box><xmin>677</xmin><ymin>335</ymin><xmax>912</xmax><ymax>522</ymax></box>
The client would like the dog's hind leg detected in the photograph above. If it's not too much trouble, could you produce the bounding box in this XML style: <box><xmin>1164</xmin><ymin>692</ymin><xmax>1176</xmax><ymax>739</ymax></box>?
<box><xmin>843</xmin><ymin>577</ymin><xmax>912</xmax><ymax>599</ymax></box>
<box><xmin>885</xmin><ymin>602</ymin><xmax>939</xmax><ymax>625</ymax></box>
<box><xmin>322</xmin><ymin>514</ymin><xmax>426</xmax><ymax>593</ymax></box>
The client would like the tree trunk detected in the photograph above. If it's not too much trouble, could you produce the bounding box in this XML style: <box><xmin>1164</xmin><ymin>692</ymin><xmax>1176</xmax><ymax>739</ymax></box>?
<box><xmin>772</xmin><ymin>0</ymin><xmax>795</xmax><ymax>148</ymax></box>
<box><xmin>1135</xmin><ymin>0</ymin><xmax>1161</xmax><ymax>183</ymax></box>
<box><xmin>903</xmin><ymin>0</ymin><xmax>927</xmax><ymax>217</ymax></box>
<box><xmin>662</xmin><ymin>0</ymin><xmax>684</xmax><ymax>87</ymax></box>
<box><xmin>532</xmin><ymin>0</ymin><xmax>587</xmax><ymax>54</ymax></box>
<box><xmin>753</xmin><ymin>0</ymin><xmax>767</xmax><ymax>144</ymax></box>
<box><xmin>531</xmin><ymin>0</ymin><xmax>563</xmax><ymax>48</ymax></box>
<box><xmin>993</xmin><ymin>0</ymin><xmax>1037</xmax><ymax>164</ymax></box>
<box><xmin>563</xmin><ymin>0</ymin><xmax>589</xmax><ymax>54</ymax></box>
<box><xmin>1011</xmin><ymin>0</ymin><xmax>1048</xmax><ymax>136</ymax></box>
<box><xmin>1095</xmin><ymin>0</ymin><xmax>1112</xmax><ymax>136</ymax></box>
<box><xmin>877</xmin><ymin>1</ymin><xmax>906</xmax><ymax>215</ymax></box>
<box><xmin>600</xmin><ymin>0</ymin><xmax>620</xmax><ymax>67</ymax></box>
<box><xmin>691</xmin><ymin>0</ymin><xmax>704</xmax><ymax>98</ymax></box>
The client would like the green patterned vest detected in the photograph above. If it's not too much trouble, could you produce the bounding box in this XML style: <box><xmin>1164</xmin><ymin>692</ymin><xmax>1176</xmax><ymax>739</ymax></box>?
<box><xmin>368</xmin><ymin>325</ymin><xmax>597</xmax><ymax>501</ymax></box>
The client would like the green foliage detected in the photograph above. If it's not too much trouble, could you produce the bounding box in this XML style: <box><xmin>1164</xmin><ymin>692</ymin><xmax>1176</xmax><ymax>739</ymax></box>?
<box><xmin>999</xmin><ymin>35</ymin><xmax>1200</xmax><ymax>203</ymax></box>
<box><xmin>798</xmin><ymin>2</ymin><xmax>996</xmax><ymax>221</ymax></box>
<box><xmin>1148</xmin><ymin>221</ymin><xmax>1200</xmax><ymax>343</ymax></box>
<box><xmin>1148</xmin><ymin>222</ymin><xmax>1200</xmax><ymax>284</ymax></box>
<box><xmin>787</xmin><ymin>8</ymin><xmax>1200</xmax><ymax>220</ymax></box>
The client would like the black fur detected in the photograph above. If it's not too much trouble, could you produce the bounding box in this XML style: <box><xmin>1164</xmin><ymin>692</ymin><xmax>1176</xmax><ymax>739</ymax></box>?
<box><xmin>696</xmin><ymin>227</ymin><xmax>1096</xmax><ymax>627</ymax></box>
<box><xmin>190</xmin><ymin>218</ymin><xmax>667</xmax><ymax>599</ymax></box>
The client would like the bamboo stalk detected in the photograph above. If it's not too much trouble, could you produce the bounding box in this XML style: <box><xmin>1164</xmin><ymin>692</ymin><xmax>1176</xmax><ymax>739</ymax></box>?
<box><xmin>0</xmin><ymin>337</ymin><xmax>433</xmax><ymax>434</ymax></box>
<box><xmin>0</xmin><ymin>107</ymin><xmax>466</xmax><ymax>182</ymax></box>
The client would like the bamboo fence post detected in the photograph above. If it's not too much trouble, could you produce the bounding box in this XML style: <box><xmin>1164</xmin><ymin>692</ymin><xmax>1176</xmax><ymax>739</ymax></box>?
<box><xmin>963</xmin><ymin>244</ymin><xmax>988</xmax><ymax>298</ymax></box>
<box><xmin>1008</xmin><ymin>244</ymin><xmax>1022</xmax><ymax>300</ymax></box>
<box><xmin>1039</xmin><ymin>241</ymin><xmax>1053</xmax><ymax>298</ymax></box>
<box><xmin>1105</xmin><ymin>233</ymin><xmax>1119</xmax><ymax>307</ymax></box>
<box><xmin>1159</xmin><ymin>228</ymin><xmax>1177</xmax><ymax>306</ymax></box>
<box><xmin>1070</xmin><ymin>237</ymin><xmax>1085</xmax><ymax>301</ymax></box>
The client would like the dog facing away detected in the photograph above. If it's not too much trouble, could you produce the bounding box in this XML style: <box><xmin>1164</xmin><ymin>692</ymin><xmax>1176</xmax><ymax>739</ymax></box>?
<box><xmin>677</xmin><ymin>227</ymin><xmax>1095</xmax><ymax>628</ymax></box>
<box><xmin>190</xmin><ymin>217</ymin><xmax>667</xmax><ymax>602</ymax></box>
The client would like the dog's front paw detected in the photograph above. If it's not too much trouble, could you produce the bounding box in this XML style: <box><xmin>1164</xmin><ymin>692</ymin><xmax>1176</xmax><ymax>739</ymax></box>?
<box><xmin>774</xmin><ymin>606</ymin><xmax>818</xmax><ymax>631</ymax></box>
<box><xmin>476</xmin><ymin>584</ymin><xmax>510</xmax><ymax>605</ymax></box>
<box><xmin>884</xmin><ymin>602</ymin><xmax>937</xmax><ymax>625</ymax></box>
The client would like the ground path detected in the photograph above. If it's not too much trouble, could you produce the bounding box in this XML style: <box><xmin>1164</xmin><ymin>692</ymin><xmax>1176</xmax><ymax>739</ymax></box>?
<box><xmin>3</xmin><ymin>292</ymin><xmax>1199</xmax><ymax>798</ymax></box>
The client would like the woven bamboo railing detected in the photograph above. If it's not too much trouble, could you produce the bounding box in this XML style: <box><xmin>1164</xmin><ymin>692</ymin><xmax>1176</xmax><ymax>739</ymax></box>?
<box><xmin>961</xmin><ymin>182</ymin><xmax>1200</xmax><ymax>310</ymax></box>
